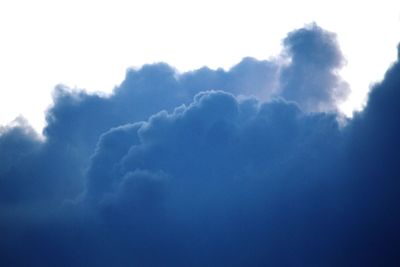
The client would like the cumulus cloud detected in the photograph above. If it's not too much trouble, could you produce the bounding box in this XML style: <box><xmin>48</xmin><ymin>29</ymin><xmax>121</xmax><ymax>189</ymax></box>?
<box><xmin>280</xmin><ymin>23</ymin><xmax>350</xmax><ymax>112</ymax></box>
<box><xmin>77</xmin><ymin>90</ymin><xmax>345</xmax><ymax>266</ymax></box>
<box><xmin>42</xmin><ymin>23</ymin><xmax>346</xmax><ymax>162</ymax></box>
<box><xmin>0</xmin><ymin>24</ymin><xmax>399</xmax><ymax>266</ymax></box>
<box><xmin>42</xmin><ymin>59</ymin><xmax>279</xmax><ymax>164</ymax></box>
<box><xmin>0</xmin><ymin>118</ymin><xmax>41</xmax><ymax>205</ymax></box>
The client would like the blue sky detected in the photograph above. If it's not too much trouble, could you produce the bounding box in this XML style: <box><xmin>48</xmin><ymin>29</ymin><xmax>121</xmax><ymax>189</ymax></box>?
<box><xmin>1</xmin><ymin>2</ymin><xmax>400</xmax><ymax>266</ymax></box>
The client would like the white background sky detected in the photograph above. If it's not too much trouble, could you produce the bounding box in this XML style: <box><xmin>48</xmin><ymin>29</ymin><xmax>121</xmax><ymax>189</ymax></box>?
<box><xmin>0</xmin><ymin>0</ymin><xmax>399</xmax><ymax>132</ymax></box>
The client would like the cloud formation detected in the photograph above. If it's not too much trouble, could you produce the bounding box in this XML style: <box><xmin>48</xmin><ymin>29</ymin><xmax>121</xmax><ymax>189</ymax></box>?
<box><xmin>280</xmin><ymin>23</ymin><xmax>350</xmax><ymax>112</ymax></box>
<box><xmin>0</xmin><ymin>24</ymin><xmax>399</xmax><ymax>266</ymax></box>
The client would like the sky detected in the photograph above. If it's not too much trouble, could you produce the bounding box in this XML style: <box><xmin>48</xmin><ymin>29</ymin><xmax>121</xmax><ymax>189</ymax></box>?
<box><xmin>0</xmin><ymin>0</ymin><xmax>399</xmax><ymax>131</ymax></box>
<box><xmin>1</xmin><ymin>1</ymin><xmax>400</xmax><ymax>267</ymax></box>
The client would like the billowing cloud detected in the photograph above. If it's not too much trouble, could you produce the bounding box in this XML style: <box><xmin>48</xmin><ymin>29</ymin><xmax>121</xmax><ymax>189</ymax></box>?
<box><xmin>0</xmin><ymin>118</ymin><xmax>41</xmax><ymax>205</ymax></box>
<box><xmin>280</xmin><ymin>23</ymin><xmax>350</xmax><ymax>112</ymax></box>
<box><xmin>42</xmin><ymin>60</ymin><xmax>279</xmax><ymax>164</ymax></box>
<box><xmin>0</xmin><ymin>25</ymin><xmax>399</xmax><ymax>266</ymax></box>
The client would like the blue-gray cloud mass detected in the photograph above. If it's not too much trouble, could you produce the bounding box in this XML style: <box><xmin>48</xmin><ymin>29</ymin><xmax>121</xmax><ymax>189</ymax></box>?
<box><xmin>0</xmin><ymin>24</ymin><xmax>399</xmax><ymax>266</ymax></box>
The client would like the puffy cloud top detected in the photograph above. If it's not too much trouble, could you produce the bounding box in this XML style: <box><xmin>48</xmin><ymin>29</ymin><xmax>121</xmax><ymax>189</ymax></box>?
<box><xmin>280</xmin><ymin>23</ymin><xmax>350</xmax><ymax>112</ymax></box>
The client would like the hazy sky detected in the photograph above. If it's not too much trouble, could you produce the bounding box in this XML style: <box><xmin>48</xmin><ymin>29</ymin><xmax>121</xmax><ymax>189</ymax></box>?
<box><xmin>0</xmin><ymin>0</ymin><xmax>399</xmax><ymax>131</ymax></box>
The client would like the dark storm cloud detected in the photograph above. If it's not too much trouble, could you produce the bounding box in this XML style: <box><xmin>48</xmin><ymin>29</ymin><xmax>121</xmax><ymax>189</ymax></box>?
<box><xmin>0</xmin><ymin>24</ymin><xmax>399</xmax><ymax>266</ymax></box>
<box><xmin>339</xmin><ymin>47</ymin><xmax>400</xmax><ymax>263</ymax></box>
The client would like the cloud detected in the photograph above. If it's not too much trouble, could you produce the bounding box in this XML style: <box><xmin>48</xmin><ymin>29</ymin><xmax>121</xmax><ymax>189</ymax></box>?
<box><xmin>280</xmin><ymin>23</ymin><xmax>350</xmax><ymax>112</ymax></box>
<box><xmin>7</xmin><ymin>59</ymin><xmax>278</xmax><ymax>209</ymax></box>
<box><xmin>339</xmin><ymin>47</ymin><xmax>400</xmax><ymax>263</ymax></box>
<box><xmin>42</xmin><ymin>23</ymin><xmax>347</xmax><ymax>162</ymax></box>
<box><xmin>78</xmin><ymin>90</ymin><xmax>345</xmax><ymax>266</ymax></box>
<box><xmin>42</xmin><ymin>59</ymin><xmax>279</xmax><ymax>162</ymax></box>
<box><xmin>0</xmin><ymin>117</ymin><xmax>41</xmax><ymax>205</ymax></box>
<box><xmin>1</xmin><ymin>24</ymin><xmax>399</xmax><ymax>266</ymax></box>
<box><xmin>180</xmin><ymin>57</ymin><xmax>279</xmax><ymax>99</ymax></box>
